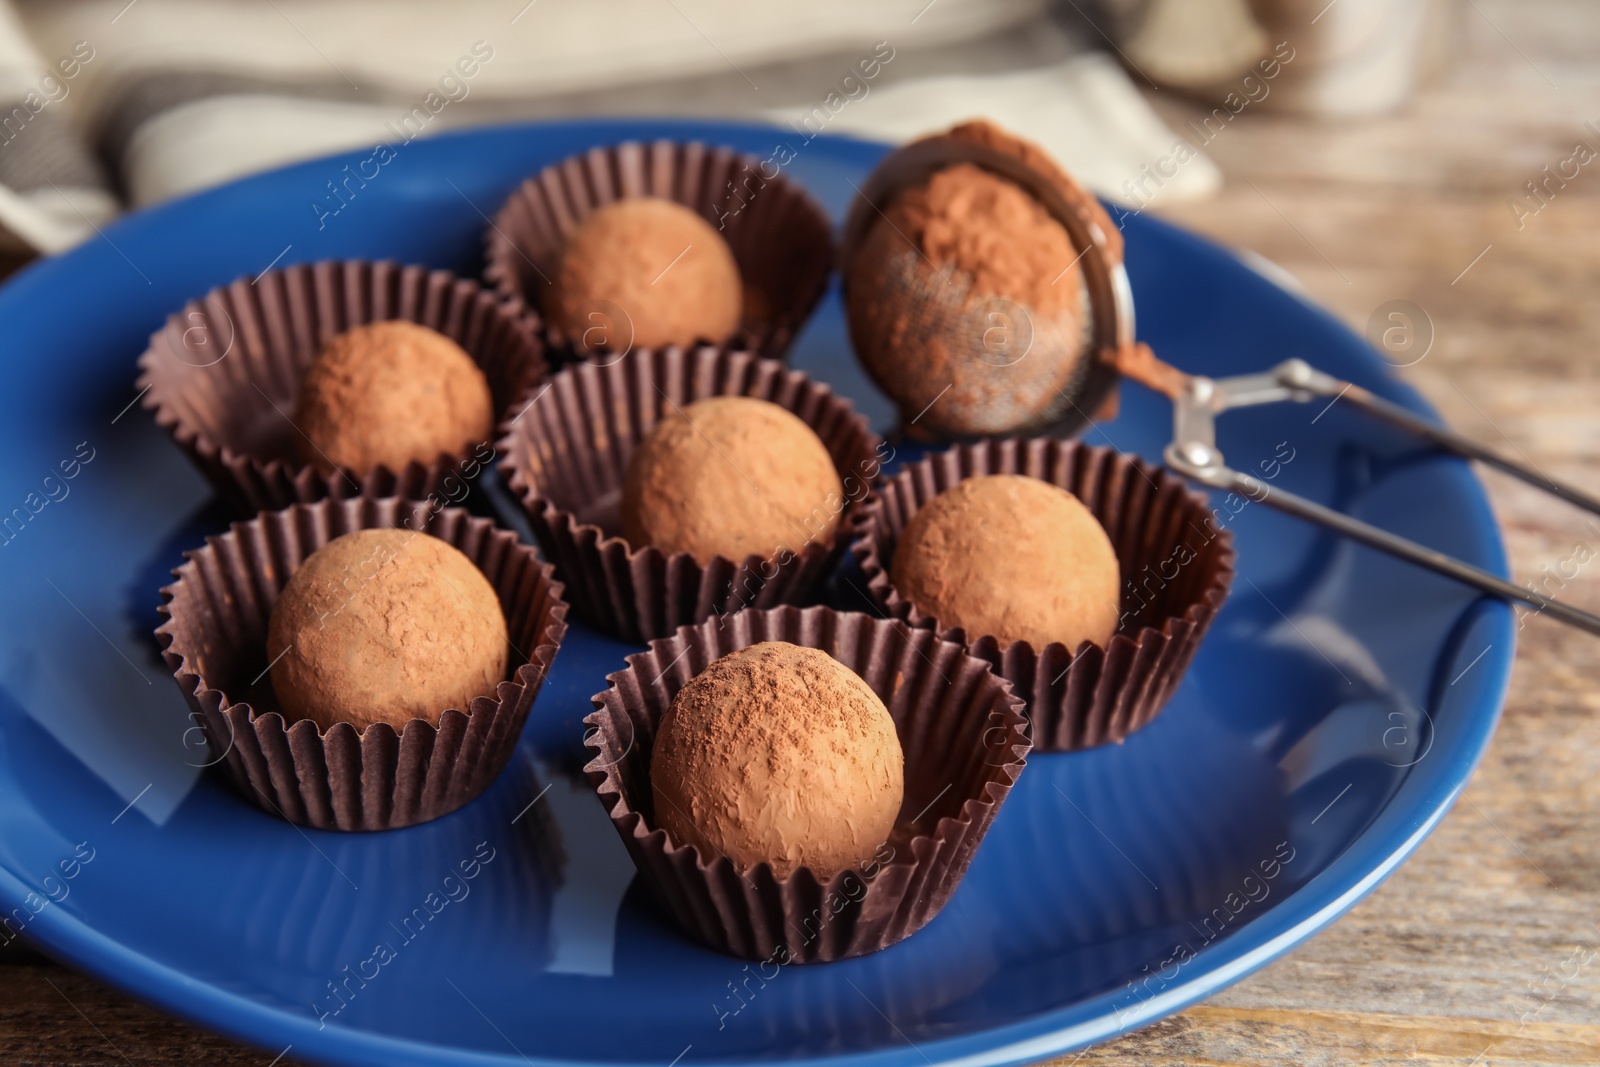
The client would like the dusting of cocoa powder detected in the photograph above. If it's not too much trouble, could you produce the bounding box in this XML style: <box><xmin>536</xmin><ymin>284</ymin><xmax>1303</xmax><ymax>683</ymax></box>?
<box><xmin>893</xmin><ymin>163</ymin><xmax>1081</xmax><ymax>318</ymax></box>
<box><xmin>621</xmin><ymin>396</ymin><xmax>843</xmax><ymax>565</ymax></box>
<box><xmin>844</xmin><ymin>161</ymin><xmax>1091</xmax><ymax>437</ymax></box>
<box><xmin>294</xmin><ymin>321</ymin><xmax>493</xmax><ymax>474</ymax></box>
<box><xmin>891</xmin><ymin>474</ymin><xmax>1121</xmax><ymax>651</ymax></box>
<box><xmin>267</xmin><ymin>529</ymin><xmax>508</xmax><ymax>732</ymax></box>
<box><xmin>649</xmin><ymin>641</ymin><xmax>904</xmax><ymax>880</ymax></box>
<box><xmin>551</xmin><ymin>197</ymin><xmax>742</xmax><ymax>353</ymax></box>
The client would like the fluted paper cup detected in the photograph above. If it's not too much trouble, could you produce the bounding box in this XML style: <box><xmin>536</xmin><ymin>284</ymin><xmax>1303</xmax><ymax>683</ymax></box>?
<box><xmin>498</xmin><ymin>345</ymin><xmax>884</xmax><ymax>642</ymax></box>
<box><xmin>850</xmin><ymin>438</ymin><xmax>1234</xmax><ymax>752</ymax></box>
<box><xmin>485</xmin><ymin>139</ymin><xmax>833</xmax><ymax>362</ymax></box>
<box><xmin>156</xmin><ymin>497</ymin><xmax>567</xmax><ymax>830</ymax></box>
<box><xmin>139</xmin><ymin>260</ymin><xmax>546</xmax><ymax>514</ymax></box>
<box><xmin>584</xmin><ymin>605</ymin><xmax>1030</xmax><ymax>962</ymax></box>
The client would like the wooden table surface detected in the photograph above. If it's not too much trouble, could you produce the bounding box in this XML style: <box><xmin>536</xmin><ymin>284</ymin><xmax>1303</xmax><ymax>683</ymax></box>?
<box><xmin>4</xmin><ymin>1</ymin><xmax>1598</xmax><ymax>1064</ymax></box>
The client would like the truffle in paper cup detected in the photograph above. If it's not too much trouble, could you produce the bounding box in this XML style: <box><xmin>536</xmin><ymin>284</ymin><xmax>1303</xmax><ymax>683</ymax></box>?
<box><xmin>484</xmin><ymin>140</ymin><xmax>833</xmax><ymax>362</ymax></box>
<box><xmin>584</xmin><ymin>605</ymin><xmax>1030</xmax><ymax>962</ymax></box>
<box><xmin>498</xmin><ymin>345</ymin><xmax>885</xmax><ymax>642</ymax></box>
<box><xmin>138</xmin><ymin>260</ymin><xmax>546</xmax><ymax>514</ymax></box>
<box><xmin>850</xmin><ymin>437</ymin><xmax>1234</xmax><ymax>752</ymax></box>
<box><xmin>156</xmin><ymin>497</ymin><xmax>567</xmax><ymax>831</ymax></box>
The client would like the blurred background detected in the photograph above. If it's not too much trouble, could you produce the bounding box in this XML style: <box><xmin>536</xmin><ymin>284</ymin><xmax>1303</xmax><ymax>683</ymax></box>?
<box><xmin>2</xmin><ymin>1</ymin><xmax>1598</xmax><ymax>1065</ymax></box>
<box><xmin>0</xmin><ymin>0</ymin><xmax>1459</xmax><ymax>253</ymax></box>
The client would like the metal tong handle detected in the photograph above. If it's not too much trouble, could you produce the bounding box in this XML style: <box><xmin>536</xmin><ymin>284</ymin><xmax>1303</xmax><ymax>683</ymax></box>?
<box><xmin>1161</xmin><ymin>359</ymin><xmax>1600</xmax><ymax>637</ymax></box>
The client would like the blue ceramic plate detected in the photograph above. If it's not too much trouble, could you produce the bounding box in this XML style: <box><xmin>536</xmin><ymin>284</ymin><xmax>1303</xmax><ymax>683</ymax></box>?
<box><xmin>0</xmin><ymin>119</ymin><xmax>1512</xmax><ymax>1067</ymax></box>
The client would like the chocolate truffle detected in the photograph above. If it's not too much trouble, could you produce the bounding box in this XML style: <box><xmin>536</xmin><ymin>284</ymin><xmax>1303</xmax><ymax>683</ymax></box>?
<box><xmin>650</xmin><ymin>641</ymin><xmax>904</xmax><ymax>880</ymax></box>
<box><xmin>844</xmin><ymin>148</ymin><xmax>1091</xmax><ymax>437</ymax></box>
<box><xmin>550</xmin><ymin>198</ymin><xmax>742</xmax><ymax>353</ymax></box>
<box><xmin>622</xmin><ymin>396</ymin><xmax>843</xmax><ymax>565</ymax></box>
<box><xmin>891</xmin><ymin>474</ymin><xmax>1120</xmax><ymax>650</ymax></box>
<box><xmin>293</xmin><ymin>321</ymin><xmax>494</xmax><ymax>474</ymax></box>
<box><xmin>266</xmin><ymin>529</ymin><xmax>508</xmax><ymax>732</ymax></box>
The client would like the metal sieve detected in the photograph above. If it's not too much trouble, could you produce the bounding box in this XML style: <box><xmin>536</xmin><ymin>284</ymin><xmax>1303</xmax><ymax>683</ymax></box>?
<box><xmin>844</xmin><ymin>132</ymin><xmax>1600</xmax><ymax>636</ymax></box>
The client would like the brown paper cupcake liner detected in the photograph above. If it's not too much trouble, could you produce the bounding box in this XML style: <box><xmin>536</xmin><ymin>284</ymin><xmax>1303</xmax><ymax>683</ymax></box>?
<box><xmin>138</xmin><ymin>260</ymin><xmax>547</xmax><ymax>515</ymax></box>
<box><xmin>850</xmin><ymin>438</ymin><xmax>1235</xmax><ymax>752</ymax></box>
<box><xmin>156</xmin><ymin>497</ymin><xmax>568</xmax><ymax>831</ymax></box>
<box><xmin>484</xmin><ymin>140</ymin><xmax>833</xmax><ymax>362</ymax></box>
<box><xmin>584</xmin><ymin>604</ymin><xmax>1030</xmax><ymax>962</ymax></box>
<box><xmin>498</xmin><ymin>345</ymin><xmax>884</xmax><ymax>642</ymax></box>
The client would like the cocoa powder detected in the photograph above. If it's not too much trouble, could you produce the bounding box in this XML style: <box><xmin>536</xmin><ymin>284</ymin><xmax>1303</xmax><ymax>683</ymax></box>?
<box><xmin>294</xmin><ymin>321</ymin><xmax>493</xmax><ymax>474</ymax></box>
<box><xmin>267</xmin><ymin>528</ymin><xmax>509</xmax><ymax>732</ymax></box>
<box><xmin>890</xmin><ymin>474</ymin><xmax>1120</xmax><ymax>650</ymax></box>
<box><xmin>649</xmin><ymin>641</ymin><xmax>904</xmax><ymax>880</ymax></box>
<box><xmin>844</xmin><ymin>158</ymin><xmax>1091</xmax><ymax>436</ymax></box>
<box><xmin>893</xmin><ymin>163</ymin><xmax>1081</xmax><ymax>317</ymax></box>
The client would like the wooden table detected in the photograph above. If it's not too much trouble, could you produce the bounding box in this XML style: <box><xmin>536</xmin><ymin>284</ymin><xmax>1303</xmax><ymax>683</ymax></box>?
<box><xmin>3</xmin><ymin>1</ymin><xmax>1598</xmax><ymax>1063</ymax></box>
<box><xmin>1096</xmin><ymin>3</ymin><xmax>1600</xmax><ymax>1063</ymax></box>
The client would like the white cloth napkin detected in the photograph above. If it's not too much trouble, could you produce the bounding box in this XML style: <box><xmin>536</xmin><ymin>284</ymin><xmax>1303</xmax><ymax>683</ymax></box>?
<box><xmin>0</xmin><ymin>0</ymin><xmax>1216</xmax><ymax>253</ymax></box>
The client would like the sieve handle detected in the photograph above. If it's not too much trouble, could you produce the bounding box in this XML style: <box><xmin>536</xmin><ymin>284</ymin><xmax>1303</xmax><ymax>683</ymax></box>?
<box><xmin>1274</xmin><ymin>360</ymin><xmax>1600</xmax><ymax>516</ymax></box>
<box><xmin>1162</xmin><ymin>360</ymin><xmax>1600</xmax><ymax>636</ymax></box>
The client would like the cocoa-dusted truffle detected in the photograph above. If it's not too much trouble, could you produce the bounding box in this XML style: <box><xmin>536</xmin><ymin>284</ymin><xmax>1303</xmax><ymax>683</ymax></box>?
<box><xmin>844</xmin><ymin>140</ymin><xmax>1091</xmax><ymax>437</ymax></box>
<box><xmin>891</xmin><ymin>474</ymin><xmax>1120</xmax><ymax>650</ymax></box>
<box><xmin>622</xmin><ymin>396</ymin><xmax>842</xmax><ymax>564</ymax></box>
<box><xmin>266</xmin><ymin>529</ymin><xmax>508</xmax><ymax>732</ymax></box>
<box><xmin>551</xmin><ymin>198</ymin><xmax>741</xmax><ymax>353</ymax></box>
<box><xmin>293</xmin><ymin>321</ymin><xmax>494</xmax><ymax>474</ymax></box>
<box><xmin>650</xmin><ymin>641</ymin><xmax>904</xmax><ymax>880</ymax></box>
